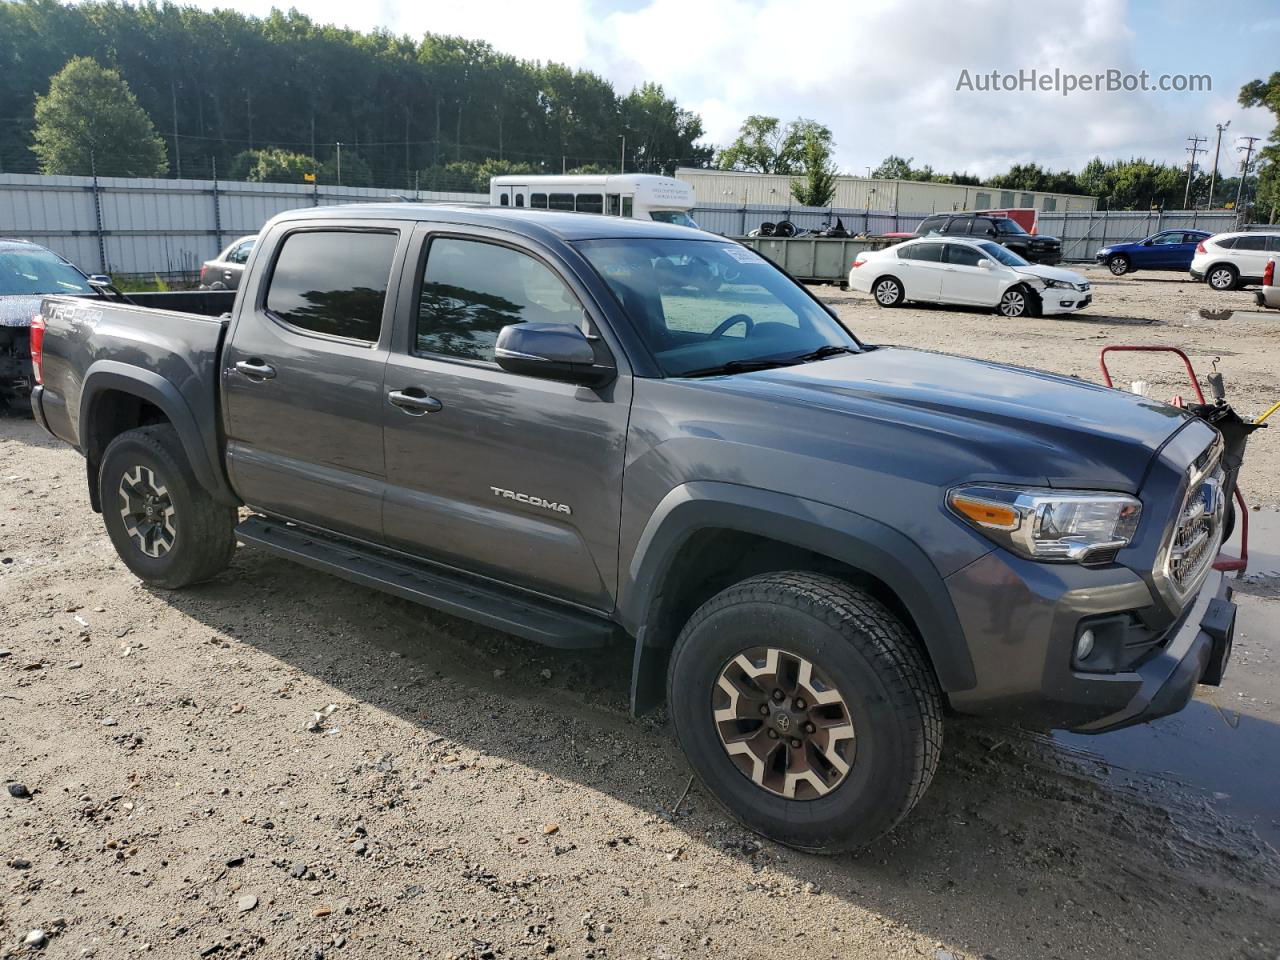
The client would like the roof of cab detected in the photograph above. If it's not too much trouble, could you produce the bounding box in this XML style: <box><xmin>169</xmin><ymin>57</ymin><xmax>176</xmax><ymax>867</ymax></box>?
<box><xmin>267</xmin><ymin>203</ymin><xmax>714</xmax><ymax>243</ymax></box>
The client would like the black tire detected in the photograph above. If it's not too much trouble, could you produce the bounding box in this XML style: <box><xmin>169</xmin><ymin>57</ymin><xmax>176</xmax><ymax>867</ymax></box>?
<box><xmin>99</xmin><ymin>425</ymin><xmax>236</xmax><ymax>589</ymax></box>
<box><xmin>667</xmin><ymin>572</ymin><xmax>942</xmax><ymax>853</ymax></box>
<box><xmin>997</xmin><ymin>284</ymin><xmax>1035</xmax><ymax>318</ymax></box>
<box><xmin>872</xmin><ymin>275</ymin><xmax>905</xmax><ymax>307</ymax></box>
<box><xmin>1108</xmin><ymin>255</ymin><xmax>1131</xmax><ymax>276</ymax></box>
<box><xmin>1207</xmin><ymin>264</ymin><xmax>1238</xmax><ymax>291</ymax></box>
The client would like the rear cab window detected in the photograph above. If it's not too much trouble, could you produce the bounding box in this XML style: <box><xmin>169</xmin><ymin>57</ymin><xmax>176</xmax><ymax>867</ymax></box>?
<box><xmin>263</xmin><ymin>230</ymin><xmax>398</xmax><ymax>342</ymax></box>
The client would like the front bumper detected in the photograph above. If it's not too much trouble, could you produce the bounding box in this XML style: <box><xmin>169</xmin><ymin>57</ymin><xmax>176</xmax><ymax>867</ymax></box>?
<box><xmin>945</xmin><ymin>549</ymin><xmax>1234</xmax><ymax>732</ymax></box>
<box><xmin>1040</xmin><ymin>290</ymin><xmax>1092</xmax><ymax>314</ymax></box>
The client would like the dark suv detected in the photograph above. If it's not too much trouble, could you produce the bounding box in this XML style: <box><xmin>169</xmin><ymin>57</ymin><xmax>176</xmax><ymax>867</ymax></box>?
<box><xmin>915</xmin><ymin>214</ymin><xmax>1063</xmax><ymax>265</ymax></box>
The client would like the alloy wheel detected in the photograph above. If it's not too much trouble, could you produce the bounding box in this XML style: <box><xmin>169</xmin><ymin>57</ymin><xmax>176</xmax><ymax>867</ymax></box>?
<box><xmin>1109</xmin><ymin>257</ymin><xmax>1129</xmax><ymax>276</ymax></box>
<box><xmin>118</xmin><ymin>464</ymin><xmax>176</xmax><ymax>558</ymax></box>
<box><xmin>999</xmin><ymin>289</ymin><xmax>1027</xmax><ymax>317</ymax></box>
<box><xmin>1209</xmin><ymin>268</ymin><xmax>1234</xmax><ymax>290</ymax></box>
<box><xmin>874</xmin><ymin>279</ymin><xmax>900</xmax><ymax>305</ymax></box>
<box><xmin>713</xmin><ymin>647</ymin><xmax>856</xmax><ymax>800</ymax></box>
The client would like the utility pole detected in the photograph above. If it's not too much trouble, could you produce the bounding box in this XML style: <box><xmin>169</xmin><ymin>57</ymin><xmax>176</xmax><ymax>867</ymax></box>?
<box><xmin>1183</xmin><ymin>134</ymin><xmax>1206</xmax><ymax>208</ymax></box>
<box><xmin>619</xmin><ymin>135</ymin><xmax>625</xmax><ymax>174</ymax></box>
<box><xmin>170</xmin><ymin>80</ymin><xmax>182</xmax><ymax>178</ymax></box>
<box><xmin>1235</xmin><ymin>135</ymin><xmax>1261</xmax><ymax>219</ymax></box>
<box><xmin>1208</xmin><ymin>121</ymin><xmax>1230</xmax><ymax>208</ymax></box>
<box><xmin>336</xmin><ymin>142</ymin><xmax>343</xmax><ymax>186</ymax></box>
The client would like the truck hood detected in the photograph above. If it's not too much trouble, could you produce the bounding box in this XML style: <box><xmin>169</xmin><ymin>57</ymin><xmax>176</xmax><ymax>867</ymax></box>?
<box><xmin>718</xmin><ymin>347</ymin><xmax>1192</xmax><ymax>490</ymax></box>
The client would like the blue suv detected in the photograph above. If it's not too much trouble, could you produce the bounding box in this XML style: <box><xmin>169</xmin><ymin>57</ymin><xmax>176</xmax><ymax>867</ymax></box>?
<box><xmin>1095</xmin><ymin>229</ymin><xmax>1211</xmax><ymax>276</ymax></box>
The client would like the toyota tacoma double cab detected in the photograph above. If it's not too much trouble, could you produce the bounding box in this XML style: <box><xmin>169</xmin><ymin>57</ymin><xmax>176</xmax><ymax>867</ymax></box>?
<box><xmin>31</xmin><ymin>204</ymin><xmax>1247</xmax><ymax>852</ymax></box>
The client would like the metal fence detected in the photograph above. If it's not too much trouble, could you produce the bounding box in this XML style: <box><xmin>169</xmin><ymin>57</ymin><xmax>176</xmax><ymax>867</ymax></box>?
<box><xmin>0</xmin><ymin>173</ymin><xmax>1268</xmax><ymax>278</ymax></box>
<box><xmin>0</xmin><ymin>172</ymin><xmax>486</xmax><ymax>279</ymax></box>
<box><xmin>689</xmin><ymin>203</ymin><xmax>1256</xmax><ymax>262</ymax></box>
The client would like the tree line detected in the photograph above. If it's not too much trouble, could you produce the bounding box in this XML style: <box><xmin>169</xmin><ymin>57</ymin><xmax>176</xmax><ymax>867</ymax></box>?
<box><xmin>0</xmin><ymin>0</ymin><xmax>711</xmax><ymax>188</ymax></box>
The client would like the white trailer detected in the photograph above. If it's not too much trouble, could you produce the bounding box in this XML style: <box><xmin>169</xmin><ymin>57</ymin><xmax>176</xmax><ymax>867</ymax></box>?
<box><xmin>489</xmin><ymin>174</ymin><xmax>697</xmax><ymax>226</ymax></box>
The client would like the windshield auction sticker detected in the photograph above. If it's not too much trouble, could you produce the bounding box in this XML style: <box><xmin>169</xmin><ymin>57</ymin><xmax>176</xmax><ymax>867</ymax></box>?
<box><xmin>722</xmin><ymin>245</ymin><xmax>766</xmax><ymax>264</ymax></box>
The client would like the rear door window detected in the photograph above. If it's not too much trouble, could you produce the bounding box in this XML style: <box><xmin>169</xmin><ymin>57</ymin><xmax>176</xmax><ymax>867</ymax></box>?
<box><xmin>947</xmin><ymin>216</ymin><xmax>974</xmax><ymax>235</ymax></box>
<box><xmin>898</xmin><ymin>243</ymin><xmax>944</xmax><ymax>262</ymax></box>
<box><xmin>264</xmin><ymin>230</ymin><xmax>398</xmax><ymax>342</ymax></box>
<box><xmin>1233</xmin><ymin>235</ymin><xmax>1268</xmax><ymax>251</ymax></box>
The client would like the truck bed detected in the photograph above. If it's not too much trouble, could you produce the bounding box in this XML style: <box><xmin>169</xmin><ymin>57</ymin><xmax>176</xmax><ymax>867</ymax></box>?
<box><xmin>35</xmin><ymin>295</ymin><xmax>233</xmax><ymax>506</ymax></box>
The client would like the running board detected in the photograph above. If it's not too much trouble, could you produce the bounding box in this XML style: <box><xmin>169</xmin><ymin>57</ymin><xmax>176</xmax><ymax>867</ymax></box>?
<box><xmin>235</xmin><ymin>515</ymin><xmax>619</xmax><ymax>649</ymax></box>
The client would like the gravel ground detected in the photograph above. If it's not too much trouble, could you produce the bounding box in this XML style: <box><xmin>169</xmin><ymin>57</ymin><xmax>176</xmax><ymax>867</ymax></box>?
<box><xmin>2</xmin><ymin>269</ymin><xmax>1280</xmax><ymax>960</ymax></box>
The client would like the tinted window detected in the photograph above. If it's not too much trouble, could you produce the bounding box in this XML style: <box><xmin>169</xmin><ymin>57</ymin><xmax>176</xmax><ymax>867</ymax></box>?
<box><xmin>499</xmin><ymin>193</ymin><xmax>510</xmax><ymax>206</ymax></box>
<box><xmin>549</xmin><ymin>193</ymin><xmax>575</xmax><ymax>211</ymax></box>
<box><xmin>917</xmin><ymin>216</ymin><xmax>947</xmax><ymax>235</ymax></box>
<box><xmin>265</xmin><ymin>231</ymin><xmax>396</xmax><ymax>342</ymax></box>
<box><xmin>531</xmin><ymin>193</ymin><xmax>548</xmax><ymax>209</ymax></box>
<box><xmin>1234</xmin><ymin>235</ymin><xmax>1268</xmax><ymax>251</ymax></box>
<box><xmin>514</xmin><ymin>194</ymin><xmax>524</xmax><ymax>207</ymax></box>
<box><xmin>945</xmin><ymin>244</ymin><xmax>987</xmax><ymax>267</ymax></box>
<box><xmin>1215</xmin><ymin>236</ymin><xmax>1237</xmax><ymax>249</ymax></box>
<box><xmin>607</xmin><ymin>194</ymin><xmax>621</xmax><ymax>216</ymax></box>
<box><xmin>1185</xmin><ymin>232</ymin><xmax>1207</xmax><ymax>244</ymax></box>
<box><xmin>622</xmin><ymin>196</ymin><xmax>634</xmax><ymax>217</ymax></box>
<box><xmin>1267</xmin><ymin>236</ymin><xmax>1280</xmax><ymax>252</ymax></box>
<box><xmin>230</xmin><ymin>240</ymin><xmax>255</xmax><ymax>264</ymax></box>
<box><xmin>416</xmin><ymin>238</ymin><xmax>585</xmax><ymax>363</ymax></box>
<box><xmin>576</xmin><ymin>193</ymin><xmax>604</xmax><ymax>214</ymax></box>
<box><xmin>898</xmin><ymin>242</ymin><xmax>944</xmax><ymax>262</ymax></box>
<box><xmin>995</xmin><ymin>218</ymin><xmax>1026</xmax><ymax>235</ymax></box>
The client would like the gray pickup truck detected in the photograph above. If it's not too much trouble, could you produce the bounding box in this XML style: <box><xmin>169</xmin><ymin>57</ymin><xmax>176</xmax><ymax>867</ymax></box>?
<box><xmin>31</xmin><ymin>203</ymin><xmax>1249</xmax><ymax>852</ymax></box>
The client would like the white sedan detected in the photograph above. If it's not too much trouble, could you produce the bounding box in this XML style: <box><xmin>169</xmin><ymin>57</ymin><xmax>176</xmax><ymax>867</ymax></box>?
<box><xmin>848</xmin><ymin>236</ymin><xmax>1092</xmax><ymax>318</ymax></box>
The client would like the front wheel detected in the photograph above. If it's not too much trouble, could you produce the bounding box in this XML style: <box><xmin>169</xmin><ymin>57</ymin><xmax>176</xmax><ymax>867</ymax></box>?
<box><xmin>997</xmin><ymin>285</ymin><xmax>1036</xmax><ymax>318</ymax></box>
<box><xmin>1108</xmin><ymin>255</ymin><xmax>1131</xmax><ymax>276</ymax></box>
<box><xmin>667</xmin><ymin>572</ymin><xmax>942</xmax><ymax>853</ymax></box>
<box><xmin>99</xmin><ymin>425</ymin><xmax>237</xmax><ymax>589</ymax></box>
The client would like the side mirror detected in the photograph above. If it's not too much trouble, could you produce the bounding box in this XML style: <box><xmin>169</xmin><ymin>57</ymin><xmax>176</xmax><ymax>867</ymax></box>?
<box><xmin>495</xmin><ymin>322</ymin><xmax>616</xmax><ymax>388</ymax></box>
<box><xmin>87</xmin><ymin>274</ymin><xmax>113</xmax><ymax>287</ymax></box>
<box><xmin>978</xmin><ymin>259</ymin><xmax>994</xmax><ymax>269</ymax></box>
<box><xmin>1142</xmin><ymin>240</ymin><xmax>1154</xmax><ymax>246</ymax></box>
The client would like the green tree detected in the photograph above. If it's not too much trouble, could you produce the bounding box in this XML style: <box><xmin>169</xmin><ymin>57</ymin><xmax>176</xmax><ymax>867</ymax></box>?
<box><xmin>31</xmin><ymin>56</ymin><xmax>167</xmax><ymax>177</ymax></box>
<box><xmin>872</xmin><ymin>155</ymin><xmax>915</xmax><ymax>180</ymax></box>
<box><xmin>717</xmin><ymin>116</ymin><xmax>832</xmax><ymax>175</ymax></box>
<box><xmin>228</xmin><ymin>148</ymin><xmax>318</xmax><ymax>183</ymax></box>
<box><xmin>1240</xmin><ymin>73</ymin><xmax>1280</xmax><ymax>221</ymax></box>
<box><xmin>790</xmin><ymin>131</ymin><xmax>839</xmax><ymax>207</ymax></box>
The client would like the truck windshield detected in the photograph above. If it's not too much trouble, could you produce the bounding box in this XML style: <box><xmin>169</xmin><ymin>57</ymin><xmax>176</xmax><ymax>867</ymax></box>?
<box><xmin>575</xmin><ymin>238</ymin><xmax>859</xmax><ymax>377</ymax></box>
<box><xmin>0</xmin><ymin>248</ymin><xmax>93</xmax><ymax>296</ymax></box>
<box><xmin>648</xmin><ymin>210</ymin><xmax>700</xmax><ymax>229</ymax></box>
<box><xmin>976</xmin><ymin>241</ymin><xmax>1029</xmax><ymax>267</ymax></box>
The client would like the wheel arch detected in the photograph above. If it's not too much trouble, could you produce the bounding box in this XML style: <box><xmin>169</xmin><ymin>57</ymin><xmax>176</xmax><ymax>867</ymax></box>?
<box><xmin>621</xmin><ymin>482</ymin><xmax>977</xmax><ymax>715</ymax></box>
<box><xmin>80</xmin><ymin>363</ymin><xmax>237</xmax><ymax>512</ymax></box>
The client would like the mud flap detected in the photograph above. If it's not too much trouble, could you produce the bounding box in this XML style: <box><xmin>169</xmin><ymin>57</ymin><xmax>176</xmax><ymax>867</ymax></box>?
<box><xmin>1198</xmin><ymin>596</ymin><xmax>1235</xmax><ymax>687</ymax></box>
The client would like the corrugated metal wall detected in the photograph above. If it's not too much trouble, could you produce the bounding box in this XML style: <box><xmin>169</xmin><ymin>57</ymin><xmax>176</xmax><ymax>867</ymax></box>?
<box><xmin>676</xmin><ymin>167</ymin><xmax>1098</xmax><ymax>214</ymax></box>
<box><xmin>0</xmin><ymin>173</ymin><xmax>486</xmax><ymax>278</ymax></box>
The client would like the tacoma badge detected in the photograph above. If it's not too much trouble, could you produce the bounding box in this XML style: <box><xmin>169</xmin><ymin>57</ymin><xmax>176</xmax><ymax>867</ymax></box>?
<box><xmin>490</xmin><ymin>486</ymin><xmax>572</xmax><ymax>515</ymax></box>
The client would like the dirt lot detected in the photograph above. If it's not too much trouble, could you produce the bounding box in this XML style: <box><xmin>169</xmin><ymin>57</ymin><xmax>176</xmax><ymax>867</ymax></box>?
<box><xmin>2</xmin><ymin>269</ymin><xmax>1280</xmax><ymax>960</ymax></box>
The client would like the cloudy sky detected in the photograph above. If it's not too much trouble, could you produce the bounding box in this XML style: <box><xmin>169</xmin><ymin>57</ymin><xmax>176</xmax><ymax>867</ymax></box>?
<box><xmin>185</xmin><ymin>0</ymin><xmax>1276</xmax><ymax>176</ymax></box>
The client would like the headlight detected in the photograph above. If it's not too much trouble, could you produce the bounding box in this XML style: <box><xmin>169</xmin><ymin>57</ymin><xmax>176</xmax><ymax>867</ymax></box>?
<box><xmin>1041</xmin><ymin>278</ymin><xmax>1073</xmax><ymax>289</ymax></box>
<box><xmin>947</xmin><ymin>485</ymin><xmax>1142</xmax><ymax>563</ymax></box>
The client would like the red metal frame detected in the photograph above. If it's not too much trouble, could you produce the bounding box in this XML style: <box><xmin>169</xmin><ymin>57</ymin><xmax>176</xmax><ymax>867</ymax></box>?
<box><xmin>1097</xmin><ymin>344</ymin><xmax>1247</xmax><ymax>575</ymax></box>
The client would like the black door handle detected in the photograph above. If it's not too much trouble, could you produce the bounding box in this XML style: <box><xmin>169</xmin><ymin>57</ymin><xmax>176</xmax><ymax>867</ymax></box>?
<box><xmin>388</xmin><ymin>388</ymin><xmax>443</xmax><ymax>415</ymax></box>
<box><xmin>234</xmin><ymin>359</ymin><xmax>276</xmax><ymax>380</ymax></box>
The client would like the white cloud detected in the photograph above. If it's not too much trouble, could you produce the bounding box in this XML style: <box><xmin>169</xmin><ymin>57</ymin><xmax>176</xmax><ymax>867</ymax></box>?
<box><xmin>184</xmin><ymin>0</ymin><xmax>1272</xmax><ymax>175</ymax></box>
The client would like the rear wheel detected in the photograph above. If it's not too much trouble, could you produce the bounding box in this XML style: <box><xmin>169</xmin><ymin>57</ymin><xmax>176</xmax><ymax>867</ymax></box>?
<box><xmin>1108</xmin><ymin>255</ymin><xmax>1131</xmax><ymax>276</ymax></box>
<box><xmin>1208</xmin><ymin>264</ymin><xmax>1238</xmax><ymax>291</ymax></box>
<box><xmin>99</xmin><ymin>425</ymin><xmax>236</xmax><ymax>589</ymax></box>
<box><xmin>873</xmin><ymin>276</ymin><xmax>904</xmax><ymax>307</ymax></box>
<box><xmin>667</xmin><ymin>572</ymin><xmax>942</xmax><ymax>853</ymax></box>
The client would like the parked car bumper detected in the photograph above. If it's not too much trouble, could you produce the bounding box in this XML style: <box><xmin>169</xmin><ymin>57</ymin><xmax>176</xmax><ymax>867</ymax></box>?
<box><xmin>1189</xmin><ymin>266</ymin><xmax>1206</xmax><ymax>282</ymax></box>
<box><xmin>1039</xmin><ymin>291</ymin><xmax>1091</xmax><ymax>315</ymax></box>
<box><xmin>1256</xmin><ymin>287</ymin><xmax>1280</xmax><ymax>309</ymax></box>
<box><xmin>944</xmin><ymin>549</ymin><xmax>1233</xmax><ymax>732</ymax></box>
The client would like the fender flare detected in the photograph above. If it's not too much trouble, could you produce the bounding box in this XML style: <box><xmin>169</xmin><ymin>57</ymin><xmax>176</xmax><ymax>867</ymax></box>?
<box><xmin>80</xmin><ymin>361</ymin><xmax>238</xmax><ymax>507</ymax></box>
<box><xmin>622</xmin><ymin>482</ymin><xmax>977</xmax><ymax>714</ymax></box>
